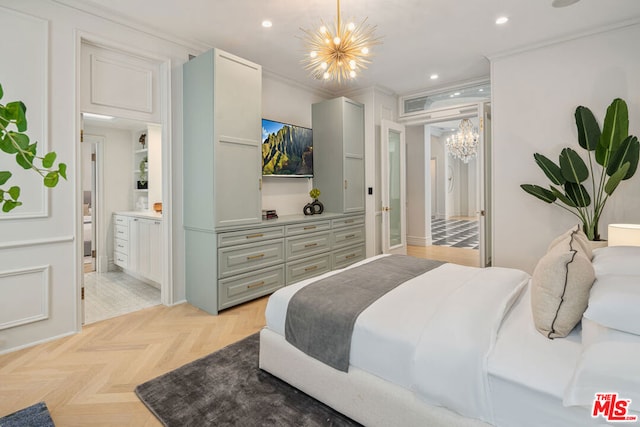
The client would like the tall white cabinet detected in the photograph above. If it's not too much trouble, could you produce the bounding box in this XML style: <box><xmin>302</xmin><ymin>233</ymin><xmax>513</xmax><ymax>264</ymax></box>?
<box><xmin>312</xmin><ymin>97</ymin><xmax>365</xmax><ymax>213</ymax></box>
<box><xmin>183</xmin><ymin>49</ymin><xmax>263</xmax><ymax>313</ymax></box>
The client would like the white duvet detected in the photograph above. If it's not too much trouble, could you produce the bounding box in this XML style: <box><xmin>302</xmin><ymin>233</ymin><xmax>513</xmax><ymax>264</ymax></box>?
<box><xmin>265</xmin><ymin>256</ymin><xmax>529</xmax><ymax>424</ymax></box>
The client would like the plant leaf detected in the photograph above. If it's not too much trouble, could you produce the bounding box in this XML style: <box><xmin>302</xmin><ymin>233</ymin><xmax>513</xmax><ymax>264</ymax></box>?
<box><xmin>564</xmin><ymin>182</ymin><xmax>591</xmax><ymax>207</ymax></box>
<box><xmin>534</xmin><ymin>153</ymin><xmax>565</xmax><ymax>185</ymax></box>
<box><xmin>9</xmin><ymin>132</ymin><xmax>29</xmax><ymax>150</ymax></box>
<box><xmin>15</xmin><ymin>143</ymin><xmax>36</xmax><ymax>169</ymax></box>
<box><xmin>42</xmin><ymin>152</ymin><xmax>56</xmax><ymax>168</ymax></box>
<box><xmin>0</xmin><ymin>83</ymin><xmax>3</xmax><ymax>100</ymax></box>
<box><xmin>0</xmin><ymin>170</ymin><xmax>11</xmax><ymax>185</ymax></box>
<box><xmin>596</xmin><ymin>98</ymin><xmax>629</xmax><ymax>166</ymax></box>
<box><xmin>550</xmin><ymin>185</ymin><xmax>576</xmax><ymax>207</ymax></box>
<box><xmin>575</xmin><ymin>106</ymin><xmax>600</xmax><ymax>151</ymax></box>
<box><xmin>44</xmin><ymin>171</ymin><xmax>59</xmax><ymax>188</ymax></box>
<box><xmin>604</xmin><ymin>162</ymin><xmax>630</xmax><ymax>195</ymax></box>
<box><xmin>5</xmin><ymin>101</ymin><xmax>27</xmax><ymax>132</ymax></box>
<box><xmin>8</xmin><ymin>186</ymin><xmax>20</xmax><ymax>200</ymax></box>
<box><xmin>521</xmin><ymin>184</ymin><xmax>556</xmax><ymax>203</ymax></box>
<box><xmin>559</xmin><ymin>148</ymin><xmax>589</xmax><ymax>183</ymax></box>
<box><xmin>58</xmin><ymin>163</ymin><xmax>67</xmax><ymax>180</ymax></box>
<box><xmin>2</xmin><ymin>200</ymin><xmax>21</xmax><ymax>212</ymax></box>
<box><xmin>607</xmin><ymin>136</ymin><xmax>639</xmax><ymax>179</ymax></box>
<box><xmin>0</xmin><ymin>135</ymin><xmax>18</xmax><ymax>154</ymax></box>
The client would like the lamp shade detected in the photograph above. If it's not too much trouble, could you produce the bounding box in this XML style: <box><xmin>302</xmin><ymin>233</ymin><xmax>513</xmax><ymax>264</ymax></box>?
<box><xmin>608</xmin><ymin>224</ymin><xmax>640</xmax><ymax>246</ymax></box>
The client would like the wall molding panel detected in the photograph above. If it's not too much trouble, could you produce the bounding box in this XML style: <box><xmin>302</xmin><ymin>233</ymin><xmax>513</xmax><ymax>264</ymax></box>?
<box><xmin>0</xmin><ymin>265</ymin><xmax>50</xmax><ymax>330</ymax></box>
<box><xmin>0</xmin><ymin>5</ymin><xmax>49</xmax><ymax>220</ymax></box>
<box><xmin>0</xmin><ymin>235</ymin><xmax>74</xmax><ymax>250</ymax></box>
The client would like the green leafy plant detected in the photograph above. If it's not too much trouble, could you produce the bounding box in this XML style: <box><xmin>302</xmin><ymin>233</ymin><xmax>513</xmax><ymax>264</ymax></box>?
<box><xmin>521</xmin><ymin>98</ymin><xmax>639</xmax><ymax>241</ymax></box>
<box><xmin>0</xmin><ymin>82</ymin><xmax>67</xmax><ymax>212</ymax></box>
<box><xmin>309</xmin><ymin>187</ymin><xmax>320</xmax><ymax>200</ymax></box>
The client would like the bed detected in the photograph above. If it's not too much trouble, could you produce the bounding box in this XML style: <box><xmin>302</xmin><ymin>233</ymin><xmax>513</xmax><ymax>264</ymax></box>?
<box><xmin>259</xmin><ymin>227</ymin><xmax>640</xmax><ymax>426</ymax></box>
<box><xmin>83</xmin><ymin>191</ymin><xmax>93</xmax><ymax>257</ymax></box>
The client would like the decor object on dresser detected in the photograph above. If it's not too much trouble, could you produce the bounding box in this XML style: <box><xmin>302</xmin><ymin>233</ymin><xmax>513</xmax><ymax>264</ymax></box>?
<box><xmin>300</xmin><ymin>0</ymin><xmax>382</xmax><ymax>83</ymax></box>
<box><xmin>303</xmin><ymin>188</ymin><xmax>324</xmax><ymax>215</ymax></box>
<box><xmin>0</xmin><ymin>82</ymin><xmax>67</xmax><ymax>212</ymax></box>
<box><xmin>446</xmin><ymin>118</ymin><xmax>479</xmax><ymax>163</ymax></box>
<box><xmin>521</xmin><ymin>98</ymin><xmax>639</xmax><ymax>241</ymax></box>
<box><xmin>608</xmin><ymin>223</ymin><xmax>640</xmax><ymax>246</ymax></box>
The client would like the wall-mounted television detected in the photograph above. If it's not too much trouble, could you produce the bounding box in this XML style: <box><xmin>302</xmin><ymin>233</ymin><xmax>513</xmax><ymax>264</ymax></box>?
<box><xmin>262</xmin><ymin>119</ymin><xmax>313</xmax><ymax>177</ymax></box>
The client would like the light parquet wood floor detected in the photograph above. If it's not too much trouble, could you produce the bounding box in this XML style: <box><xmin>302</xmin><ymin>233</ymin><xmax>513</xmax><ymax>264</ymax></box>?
<box><xmin>0</xmin><ymin>297</ymin><xmax>268</xmax><ymax>426</ymax></box>
<box><xmin>408</xmin><ymin>244</ymin><xmax>481</xmax><ymax>267</ymax></box>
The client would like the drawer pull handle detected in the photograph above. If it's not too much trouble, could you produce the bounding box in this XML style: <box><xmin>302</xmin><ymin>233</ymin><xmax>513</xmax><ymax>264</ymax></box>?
<box><xmin>345</xmin><ymin>254</ymin><xmax>356</xmax><ymax>259</ymax></box>
<box><xmin>247</xmin><ymin>253</ymin><xmax>265</xmax><ymax>260</ymax></box>
<box><xmin>304</xmin><ymin>243</ymin><xmax>318</xmax><ymax>248</ymax></box>
<box><xmin>305</xmin><ymin>265</ymin><xmax>318</xmax><ymax>272</ymax></box>
<box><xmin>246</xmin><ymin>233</ymin><xmax>264</xmax><ymax>239</ymax></box>
<box><xmin>345</xmin><ymin>234</ymin><xmax>356</xmax><ymax>239</ymax></box>
<box><xmin>344</xmin><ymin>219</ymin><xmax>354</xmax><ymax>224</ymax></box>
<box><xmin>247</xmin><ymin>281</ymin><xmax>265</xmax><ymax>289</ymax></box>
<box><xmin>304</xmin><ymin>225</ymin><xmax>316</xmax><ymax>230</ymax></box>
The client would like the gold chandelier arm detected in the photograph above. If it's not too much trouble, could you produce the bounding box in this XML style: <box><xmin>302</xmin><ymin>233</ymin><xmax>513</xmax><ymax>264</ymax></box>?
<box><xmin>337</xmin><ymin>0</ymin><xmax>341</xmax><ymax>32</ymax></box>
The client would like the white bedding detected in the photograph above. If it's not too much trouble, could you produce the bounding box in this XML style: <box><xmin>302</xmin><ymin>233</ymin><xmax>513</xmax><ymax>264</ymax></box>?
<box><xmin>265</xmin><ymin>255</ymin><xmax>529</xmax><ymax>424</ymax></box>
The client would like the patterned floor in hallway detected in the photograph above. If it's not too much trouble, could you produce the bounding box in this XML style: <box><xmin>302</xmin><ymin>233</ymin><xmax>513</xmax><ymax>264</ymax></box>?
<box><xmin>431</xmin><ymin>218</ymin><xmax>479</xmax><ymax>249</ymax></box>
<box><xmin>84</xmin><ymin>271</ymin><xmax>161</xmax><ymax>324</ymax></box>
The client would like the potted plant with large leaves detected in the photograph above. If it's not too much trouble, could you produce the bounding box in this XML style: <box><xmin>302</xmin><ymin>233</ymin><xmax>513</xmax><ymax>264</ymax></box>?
<box><xmin>521</xmin><ymin>98</ymin><xmax>639</xmax><ymax>241</ymax></box>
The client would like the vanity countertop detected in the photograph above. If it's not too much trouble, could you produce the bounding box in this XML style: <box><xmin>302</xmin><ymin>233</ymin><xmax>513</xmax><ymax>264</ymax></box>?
<box><xmin>114</xmin><ymin>211</ymin><xmax>162</xmax><ymax>220</ymax></box>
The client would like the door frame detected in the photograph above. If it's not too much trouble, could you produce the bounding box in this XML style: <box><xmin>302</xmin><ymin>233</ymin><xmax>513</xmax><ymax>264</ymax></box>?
<box><xmin>74</xmin><ymin>31</ymin><xmax>174</xmax><ymax>330</ymax></box>
<box><xmin>381</xmin><ymin>119</ymin><xmax>407</xmax><ymax>254</ymax></box>
<box><xmin>398</xmin><ymin>102</ymin><xmax>492</xmax><ymax>266</ymax></box>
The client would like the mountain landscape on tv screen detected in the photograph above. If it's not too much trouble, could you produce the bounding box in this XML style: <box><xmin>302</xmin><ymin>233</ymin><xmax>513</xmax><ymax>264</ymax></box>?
<box><xmin>262</xmin><ymin>124</ymin><xmax>313</xmax><ymax>175</ymax></box>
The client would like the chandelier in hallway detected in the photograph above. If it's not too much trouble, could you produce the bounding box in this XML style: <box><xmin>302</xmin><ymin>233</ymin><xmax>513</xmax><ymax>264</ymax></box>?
<box><xmin>300</xmin><ymin>0</ymin><xmax>381</xmax><ymax>83</ymax></box>
<box><xmin>446</xmin><ymin>119</ymin><xmax>479</xmax><ymax>163</ymax></box>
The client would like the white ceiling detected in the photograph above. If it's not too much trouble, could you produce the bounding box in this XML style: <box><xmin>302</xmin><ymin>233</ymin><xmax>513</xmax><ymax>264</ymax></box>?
<box><xmin>67</xmin><ymin>0</ymin><xmax>640</xmax><ymax>95</ymax></box>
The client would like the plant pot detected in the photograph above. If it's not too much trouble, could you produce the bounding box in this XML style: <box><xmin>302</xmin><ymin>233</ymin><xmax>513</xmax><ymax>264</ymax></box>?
<box><xmin>588</xmin><ymin>240</ymin><xmax>608</xmax><ymax>251</ymax></box>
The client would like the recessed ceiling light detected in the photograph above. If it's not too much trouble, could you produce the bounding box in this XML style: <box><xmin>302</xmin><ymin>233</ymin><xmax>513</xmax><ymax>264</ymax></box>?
<box><xmin>262</xmin><ymin>20</ymin><xmax>272</xmax><ymax>28</ymax></box>
<box><xmin>479</xmin><ymin>88</ymin><xmax>484</xmax><ymax>92</ymax></box>
<box><xmin>495</xmin><ymin>16</ymin><xmax>509</xmax><ymax>25</ymax></box>
<box><xmin>430</xmin><ymin>74</ymin><xmax>439</xmax><ymax>80</ymax></box>
<box><xmin>454</xmin><ymin>92</ymin><xmax>461</xmax><ymax>96</ymax></box>
<box><xmin>552</xmin><ymin>0</ymin><xmax>580</xmax><ymax>7</ymax></box>
<box><xmin>83</xmin><ymin>112</ymin><xmax>114</xmax><ymax>120</ymax></box>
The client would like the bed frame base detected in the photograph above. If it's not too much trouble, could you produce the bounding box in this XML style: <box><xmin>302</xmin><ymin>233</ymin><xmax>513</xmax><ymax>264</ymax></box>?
<box><xmin>259</xmin><ymin>328</ymin><xmax>490</xmax><ymax>427</ymax></box>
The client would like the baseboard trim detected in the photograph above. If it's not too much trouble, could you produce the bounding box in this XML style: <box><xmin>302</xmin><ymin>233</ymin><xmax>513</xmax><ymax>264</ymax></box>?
<box><xmin>0</xmin><ymin>330</ymin><xmax>77</xmax><ymax>355</ymax></box>
<box><xmin>407</xmin><ymin>236</ymin><xmax>432</xmax><ymax>246</ymax></box>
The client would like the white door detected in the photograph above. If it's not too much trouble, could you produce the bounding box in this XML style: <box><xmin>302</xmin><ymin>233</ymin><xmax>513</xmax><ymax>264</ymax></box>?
<box><xmin>381</xmin><ymin>120</ymin><xmax>407</xmax><ymax>254</ymax></box>
<box><xmin>477</xmin><ymin>103</ymin><xmax>492</xmax><ymax>266</ymax></box>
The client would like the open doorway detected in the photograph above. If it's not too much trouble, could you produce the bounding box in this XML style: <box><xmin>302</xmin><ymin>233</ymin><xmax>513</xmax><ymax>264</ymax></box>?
<box><xmin>81</xmin><ymin>115</ymin><xmax>162</xmax><ymax>324</ymax></box>
<box><xmin>405</xmin><ymin>106</ymin><xmax>490</xmax><ymax>267</ymax></box>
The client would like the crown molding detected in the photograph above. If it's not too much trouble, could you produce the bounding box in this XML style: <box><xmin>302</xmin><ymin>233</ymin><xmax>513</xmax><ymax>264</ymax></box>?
<box><xmin>51</xmin><ymin>0</ymin><xmax>210</xmax><ymax>53</ymax></box>
<box><xmin>262</xmin><ymin>69</ymin><xmax>334</xmax><ymax>99</ymax></box>
<box><xmin>488</xmin><ymin>18</ymin><xmax>640</xmax><ymax>61</ymax></box>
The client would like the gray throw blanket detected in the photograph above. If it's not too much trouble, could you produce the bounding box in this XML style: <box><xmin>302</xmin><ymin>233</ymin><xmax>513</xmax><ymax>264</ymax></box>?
<box><xmin>285</xmin><ymin>255</ymin><xmax>444</xmax><ymax>371</ymax></box>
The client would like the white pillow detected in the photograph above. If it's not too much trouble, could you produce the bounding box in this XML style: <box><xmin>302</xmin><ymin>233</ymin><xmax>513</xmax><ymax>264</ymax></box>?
<box><xmin>581</xmin><ymin>317</ymin><xmax>640</xmax><ymax>348</ymax></box>
<box><xmin>592</xmin><ymin>246</ymin><xmax>640</xmax><ymax>277</ymax></box>
<box><xmin>564</xmin><ymin>342</ymin><xmax>640</xmax><ymax>410</ymax></box>
<box><xmin>583</xmin><ymin>275</ymin><xmax>640</xmax><ymax>336</ymax></box>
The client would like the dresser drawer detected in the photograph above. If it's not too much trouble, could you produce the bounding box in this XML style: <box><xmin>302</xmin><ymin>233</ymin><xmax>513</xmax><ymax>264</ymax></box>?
<box><xmin>331</xmin><ymin>215</ymin><xmax>365</xmax><ymax>229</ymax></box>
<box><xmin>114</xmin><ymin>251</ymin><xmax>128</xmax><ymax>268</ymax></box>
<box><xmin>114</xmin><ymin>238</ymin><xmax>128</xmax><ymax>255</ymax></box>
<box><xmin>332</xmin><ymin>244</ymin><xmax>365</xmax><ymax>270</ymax></box>
<box><xmin>217</xmin><ymin>226</ymin><xmax>284</xmax><ymax>248</ymax></box>
<box><xmin>286</xmin><ymin>231</ymin><xmax>331</xmax><ymax>261</ymax></box>
<box><xmin>218</xmin><ymin>240</ymin><xmax>284</xmax><ymax>279</ymax></box>
<box><xmin>332</xmin><ymin>225</ymin><xmax>365</xmax><ymax>249</ymax></box>
<box><xmin>115</xmin><ymin>224</ymin><xmax>129</xmax><ymax>240</ymax></box>
<box><xmin>113</xmin><ymin>215</ymin><xmax>129</xmax><ymax>227</ymax></box>
<box><xmin>286</xmin><ymin>253</ymin><xmax>331</xmax><ymax>285</ymax></box>
<box><xmin>285</xmin><ymin>220</ymin><xmax>331</xmax><ymax>236</ymax></box>
<box><xmin>218</xmin><ymin>265</ymin><xmax>285</xmax><ymax>310</ymax></box>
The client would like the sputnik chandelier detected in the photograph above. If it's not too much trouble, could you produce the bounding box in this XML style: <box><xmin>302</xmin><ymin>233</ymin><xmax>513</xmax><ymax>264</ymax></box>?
<box><xmin>446</xmin><ymin>119</ymin><xmax>479</xmax><ymax>163</ymax></box>
<box><xmin>301</xmin><ymin>0</ymin><xmax>381</xmax><ymax>83</ymax></box>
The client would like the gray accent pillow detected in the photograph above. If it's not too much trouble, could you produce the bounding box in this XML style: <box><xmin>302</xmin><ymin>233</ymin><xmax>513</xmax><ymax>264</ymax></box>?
<box><xmin>532</xmin><ymin>229</ymin><xmax>596</xmax><ymax>339</ymax></box>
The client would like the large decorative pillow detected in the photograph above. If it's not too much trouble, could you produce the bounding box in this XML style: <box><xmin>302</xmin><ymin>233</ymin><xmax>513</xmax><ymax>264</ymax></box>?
<box><xmin>531</xmin><ymin>230</ymin><xmax>595</xmax><ymax>339</ymax></box>
<box><xmin>583</xmin><ymin>275</ymin><xmax>640</xmax><ymax>336</ymax></box>
<box><xmin>592</xmin><ymin>246</ymin><xmax>640</xmax><ymax>277</ymax></box>
<box><xmin>547</xmin><ymin>224</ymin><xmax>593</xmax><ymax>260</ymax></box>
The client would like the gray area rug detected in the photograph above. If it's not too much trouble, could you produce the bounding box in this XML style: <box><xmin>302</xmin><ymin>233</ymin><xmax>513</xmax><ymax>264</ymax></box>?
<box><xmin>0</xmin><ymin>401</ymin><xmax>55</xmax><ymax>427</ymax></box>
<box><xmin>135</xmin><ymin>333</ymin><xmax>361</xmax><ymax>426</ymax></box>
